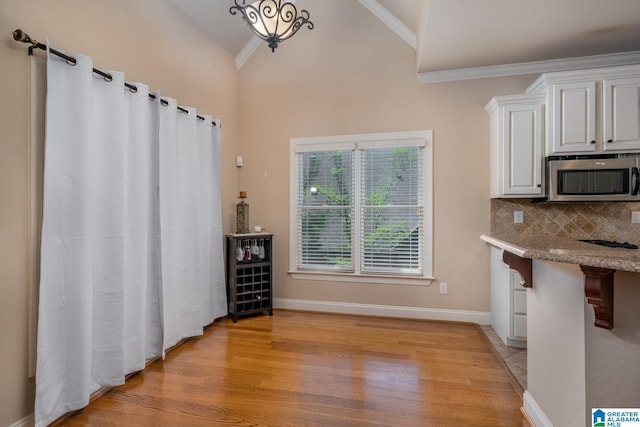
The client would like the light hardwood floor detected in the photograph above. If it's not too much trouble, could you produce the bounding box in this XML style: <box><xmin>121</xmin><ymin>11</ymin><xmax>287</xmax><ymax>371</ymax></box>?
<box><xmin>57</xmin><ymin>310</ymin><xmax>529</xmax><ymax>427</ymax></box>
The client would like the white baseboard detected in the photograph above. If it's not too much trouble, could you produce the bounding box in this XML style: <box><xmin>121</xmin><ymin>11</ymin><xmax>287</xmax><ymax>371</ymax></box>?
<box><xmin>273</xmin><ymin>298</ymin><xmax>491</xmax><ymax>325</ymax></box>
<box><xmin>9</xmin><ymin>413</ymin><xmax>34</xmax><ymax>427</ymax></box>
<box><xmin>523</xmin><ymin>391</ymin><xmax>553</xmax><ymax>427</ymax></box>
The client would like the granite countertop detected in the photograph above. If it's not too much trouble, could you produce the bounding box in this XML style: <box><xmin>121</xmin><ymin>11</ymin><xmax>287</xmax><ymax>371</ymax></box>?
<box><xmin>480</xmin><ymin>233</ymin><xmax>640</xmax><ymax>273</ymax></box>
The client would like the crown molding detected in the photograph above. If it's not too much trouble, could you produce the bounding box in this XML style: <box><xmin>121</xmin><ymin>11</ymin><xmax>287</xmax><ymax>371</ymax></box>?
<box><xmin>418</xmin><ymin>50</ymin><xmax>640</xmax><ymax>84</ymax></box>
<box><xmin>358</xmin><ymin>0</ymin><xmax>417</xmax><ymax>50</ymax></box>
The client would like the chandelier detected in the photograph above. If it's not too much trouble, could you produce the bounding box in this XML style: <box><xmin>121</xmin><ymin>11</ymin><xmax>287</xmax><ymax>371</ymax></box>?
<box><xmin>230</xmin><ymin>0</ymin><xmax>314</xmax><ymax>52</ymax></box>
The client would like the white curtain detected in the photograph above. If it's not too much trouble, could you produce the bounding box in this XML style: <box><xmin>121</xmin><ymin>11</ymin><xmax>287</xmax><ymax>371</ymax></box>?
<box><xmin>199</xmin><ymin>115</ymin><xmax>227</xmax><ymax>324</ymax></box>
<box><xmin>35</xmin><ymin>46</ymin><xmax>226</xmax><ymax>427</ymax></box>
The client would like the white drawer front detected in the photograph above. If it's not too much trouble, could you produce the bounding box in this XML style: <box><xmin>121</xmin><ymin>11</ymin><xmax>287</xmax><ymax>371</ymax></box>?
<box><xmin>513</xmin><ymin>290</ymin><xmax>527</xmax><ymax>314</ymax></box>
<box><xmin>513</xmin><ymin>314</ymin><xmax>527</xmax><ymax>338</ymax></box>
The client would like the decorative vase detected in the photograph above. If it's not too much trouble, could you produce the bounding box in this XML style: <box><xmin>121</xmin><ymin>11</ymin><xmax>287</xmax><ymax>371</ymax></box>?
<box><xmin>236</xmin><ymin>191</ymin><xmax>250</xmax><ymax>234</ymax></box>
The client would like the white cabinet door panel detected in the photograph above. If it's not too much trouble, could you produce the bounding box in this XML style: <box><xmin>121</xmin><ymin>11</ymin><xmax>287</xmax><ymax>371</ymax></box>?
<box><xmin>602</xmin><ymin>77</ymin><xmax>640</xmax><ymax>151</ymax></box>
<box><xmin>513</xmin><ymin>290</ymin><xmax>527</xmax><ymax>314</ymax></box>
<box><xmin>513</xmin><ymin>314</ymin><xmax>527</xmax><ymax>339</ymax></box>
<box><xmin>506</xmin><ymin>108</ymin><xmax>538</xmax><ymax>193</ymax></box>
<box><xmin>487</xmin><ymin>94</ymin><xmax>544</xmax><ymax>198</ymax></box>
<box><xmin>552</xmin><ymin>82</ymin><xmax>596</xmax><ymax>153</ymax></box>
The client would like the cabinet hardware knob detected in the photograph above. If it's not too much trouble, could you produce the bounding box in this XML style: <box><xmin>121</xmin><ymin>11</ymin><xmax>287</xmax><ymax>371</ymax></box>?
<box><xmin>590</xmin><ymin>140</ymin><xmax>596</xmax><ymax>144</ymax></box>
<box><xmin>607</xmin><ymin>139</ymin><xmax>613</xmax><ymax>143</ymax></box>
<box><xmin>537</xmin><ymin>184</ymin><xmax>542</xmax><ymax>188</ymax></box>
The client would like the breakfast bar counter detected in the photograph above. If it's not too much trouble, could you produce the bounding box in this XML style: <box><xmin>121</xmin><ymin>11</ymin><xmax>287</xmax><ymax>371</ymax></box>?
<box><xmin>480</xmin><ymin>233</ymin><xmax>640</xmax><ymax>274</ymax></box>
<box><xmin>480</xmin><ymin>233</ymin><xmax>640</xmax><ymax>427</ymax></box>
<box><xmin>481</xmin><ymin>233</ymin><xmax>640</xmax><ymax>330</ymax></box>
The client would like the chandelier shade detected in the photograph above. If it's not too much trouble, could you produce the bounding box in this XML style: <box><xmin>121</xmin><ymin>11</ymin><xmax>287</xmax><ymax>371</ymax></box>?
<box><xmin>230</xmin><ymin>0</ymin><xmax>314</xmax><ymax>52</ymax></box>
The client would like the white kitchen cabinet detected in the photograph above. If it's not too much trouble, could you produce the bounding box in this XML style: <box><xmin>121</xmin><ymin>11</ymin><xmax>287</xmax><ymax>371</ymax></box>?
<box><xmin>549</xmin><ymin>81</ymin><xmax>596</xmax><ymax>153</ymax></box>
<box><xmin>527</xmin><ymin>64</ymin><xmax>640</xmax><ymax>155</ymax></box>
<box><xmin>486</xmin><ymin>94</ymin><xmax>545</xmax><ymax>198</ymax></box>
<box><xmin>510</xmin><ymin>270</ymin><xmax>527</xmax><ymax>340</ymax></box>
<box><xmin>602</xmin><ymin>77</ymin><xmax>640</xmax><ymax>151</ymax></box>
<box><xmin>490</xmin><ymin>247</ymin><xmax>527</xmax><ymax>348</ymax></box>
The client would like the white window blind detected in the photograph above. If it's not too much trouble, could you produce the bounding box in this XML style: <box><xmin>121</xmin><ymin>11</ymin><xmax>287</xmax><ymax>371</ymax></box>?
<box><xmin>290</xmin><ymin>131</ymin><xmax>432</xmax><ymax>282</ymax></box>
<box><xmin>297</xmin><ymin>149</ymin><xmax>354</xmax><ymax>271</ymax></box>
<box><xmin>360</xmin><ymin>146</ymin><xmax>423</xmax><ymax>274</ymax></box>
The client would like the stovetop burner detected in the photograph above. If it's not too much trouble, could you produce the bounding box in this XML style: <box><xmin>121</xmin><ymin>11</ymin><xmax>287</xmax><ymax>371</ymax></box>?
<box><xmin>578</xmin><ymin>239</ymin><xmax>639</xmax><ymax>250</ymax></box>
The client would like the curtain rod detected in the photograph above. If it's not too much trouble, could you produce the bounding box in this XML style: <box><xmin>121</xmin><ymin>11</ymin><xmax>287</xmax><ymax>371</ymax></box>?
<box><xmin>12</xmin><ymin>29</ymin><xmax>217</xmax><ymax>127</ymax></box>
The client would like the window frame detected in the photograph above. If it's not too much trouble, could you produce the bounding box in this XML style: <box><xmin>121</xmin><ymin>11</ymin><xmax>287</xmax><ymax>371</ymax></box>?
<box><xmin>289</xmin><ymin>130</ymin><xmax>433</xmax><ymax>286</ymax></box>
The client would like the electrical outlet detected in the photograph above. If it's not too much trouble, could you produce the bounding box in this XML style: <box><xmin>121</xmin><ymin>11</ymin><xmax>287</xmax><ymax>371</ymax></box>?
<box><xmin>439</xmin><ymin>282</ymin><xmax>448</xmax><ymax>295</ymax></box>
<box><xmin>514</xmin><ymin>211</ymin><xmax>524</xmax><ymax>224</ymax></box>
<box><xmin>632</xmin><ymin>211</ymin><xmax>640</xmax><ymax>224</ymax></box>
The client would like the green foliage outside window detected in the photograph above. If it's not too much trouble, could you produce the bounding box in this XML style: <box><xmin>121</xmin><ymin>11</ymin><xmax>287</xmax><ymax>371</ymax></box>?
<box><xmin>301</xmin><ymin>147</ymin><xmax>419</xmax><ymax>267</ymax></box>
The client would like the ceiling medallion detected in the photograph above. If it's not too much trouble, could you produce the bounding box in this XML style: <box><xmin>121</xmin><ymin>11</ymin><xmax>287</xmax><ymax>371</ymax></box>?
<box><xmin>230</xmin><ymin>0</ymin><xmax>314</xmax><ymax>52</ymax></box>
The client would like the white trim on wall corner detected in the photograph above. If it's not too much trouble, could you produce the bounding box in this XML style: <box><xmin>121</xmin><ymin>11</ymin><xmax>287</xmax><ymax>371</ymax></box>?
<box><xmin>358</xmin><ymin>0</ymin><xmax>417</xmax><ymax>50</ymax></box>
<box><xmin>273</xmin><ymin>298</ymin><xmax>491</xmax><ymax>325</ymax></box>
<box><xmin>523</xmin><ymin>391</ymin><xmax>554</xmax><ymax>427</ymax></box>
<box><xmin>418</xmin><ymin>50</ymin><xmax>640</xmax><ymax>83</ymax></box>
<box><xmin>9</xmin><ymin>414</ymin><xmax>34</xmax><ymax>427</ymax></box>
<box><xmin>235</xmin><ymin>37</ymin><xmax>262</xmax><ymax>70</ymax></box>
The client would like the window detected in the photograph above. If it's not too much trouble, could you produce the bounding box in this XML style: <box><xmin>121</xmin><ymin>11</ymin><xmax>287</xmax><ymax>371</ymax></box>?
<box><xmin>289</xmin><ymin>131</ymin><xmax>433</xmax><ymax>285</ymax></box>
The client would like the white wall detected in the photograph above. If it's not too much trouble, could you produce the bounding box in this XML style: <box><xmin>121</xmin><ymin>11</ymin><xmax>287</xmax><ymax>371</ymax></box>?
<box><xmin>527</xmin><ymin>261</ymin><xmax>587</xmax><ymax>427</ymax></box>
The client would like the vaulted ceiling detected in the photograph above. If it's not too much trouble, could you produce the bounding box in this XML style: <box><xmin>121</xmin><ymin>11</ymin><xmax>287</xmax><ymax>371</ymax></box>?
<box><xmin>168</xmin><ymin>0</ymin><xmax>640</xmax><ymax>82</ymax></box>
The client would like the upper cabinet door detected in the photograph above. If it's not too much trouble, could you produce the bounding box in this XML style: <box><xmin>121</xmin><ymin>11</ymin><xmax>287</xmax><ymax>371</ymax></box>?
<box><xmin>486</xmin><ymin>94</ymin><xmax>545</xmax><ymax>198</ymax></box>
<box><xmin>501</xmin><ymin>102</ymin><xmax>544</xmax><ymax>196</ymax></box>
<box><xmin>602</xmin><ymin>77</ymin><xmax>640</xmax><ymax>152</ymax></box>
<box><xmin>550</xmin><ymin>81</ymin><xmax>596</xmax><ymax>153</ymax></box>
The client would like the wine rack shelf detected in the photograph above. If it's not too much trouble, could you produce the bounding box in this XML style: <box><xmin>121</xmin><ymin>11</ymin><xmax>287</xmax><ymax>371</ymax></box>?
<box><xmin>226</xmin><ymin>233</ymin><xmax>273</xmax><ymax>322</ymax></box>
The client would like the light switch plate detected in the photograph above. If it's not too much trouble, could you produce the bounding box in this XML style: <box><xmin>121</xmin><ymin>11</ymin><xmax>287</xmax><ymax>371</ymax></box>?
<box><xmin>439</xmin><ymin>282</ymin><xmax>448</xmax><ymax>295</ymax></box>
<box><xmin>514</xmin><ymin>211</ymin><xmax>524</xmax><ymax>224</ymax></box>
<box><xmin>632</xmin><ymin>211</ymin><xmax>640</xmax><ymax>224</ymax></box>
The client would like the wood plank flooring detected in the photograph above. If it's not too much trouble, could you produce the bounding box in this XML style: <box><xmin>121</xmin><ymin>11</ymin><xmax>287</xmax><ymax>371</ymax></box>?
<box><xmin>57</xmin><ymin>310</ymin><xmax>528</xmax><ymax>427</ymax></box>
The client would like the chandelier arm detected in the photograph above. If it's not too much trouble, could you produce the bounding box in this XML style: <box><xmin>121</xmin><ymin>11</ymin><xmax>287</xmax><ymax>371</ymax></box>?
<box><xmin>272</xmin><ymin>1</ymin><xmax>282</xmax><ymax>42</ymax></box>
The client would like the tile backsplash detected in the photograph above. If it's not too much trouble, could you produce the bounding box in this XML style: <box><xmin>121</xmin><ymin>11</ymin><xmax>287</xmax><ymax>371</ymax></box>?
<box><xmin>491</xmin><ymin>199</ymin><xmax>640</xmax><ymax>244</ymax></box>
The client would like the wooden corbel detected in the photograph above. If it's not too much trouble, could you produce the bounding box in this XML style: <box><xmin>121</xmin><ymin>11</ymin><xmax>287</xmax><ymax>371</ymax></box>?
<box><xmin>501</xmin><ymin>250</ymin><xmax>532</xmax><ymax>288</ymax></box>
<box><xmin>580</xmin><ymin>265</ymin><xmax>615</xmax><ymax>329</ymax></box>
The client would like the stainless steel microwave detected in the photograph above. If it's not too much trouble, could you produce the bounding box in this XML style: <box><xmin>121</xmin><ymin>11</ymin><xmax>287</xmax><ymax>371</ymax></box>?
<box><xmin>546</xmin><ymin>155</ymin><xmax>640</xmax><ymax>202</ymax></box>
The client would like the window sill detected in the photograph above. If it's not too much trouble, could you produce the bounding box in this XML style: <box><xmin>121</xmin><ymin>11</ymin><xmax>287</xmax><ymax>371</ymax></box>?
<box><xmin>288</xmin><ymin>270</ymin><xmax>434</xmax><ymax>286</ymax></box>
